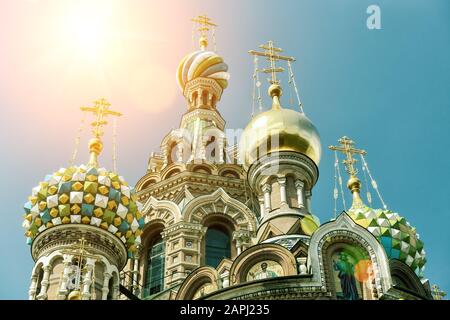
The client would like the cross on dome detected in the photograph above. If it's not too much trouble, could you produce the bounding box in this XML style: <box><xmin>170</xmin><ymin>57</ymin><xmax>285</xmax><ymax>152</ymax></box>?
<box><xmin>249</xmin><ymin>40</ymin><xmax>295</xmax><ymax>85</ymax></box>
<box><xmin>329</xmin><ymin>136</ymin><xmax>367</xmax><ymax>177</ymax></box>
<box><xmin>191</xmin><ymin>14</ymin><xmax>217</xmax><ymax>50</ymax></box>
<box><xmin>81</xmin><ymin>98</ymin><xmax>122</xmax><ymax>139</ymax></box>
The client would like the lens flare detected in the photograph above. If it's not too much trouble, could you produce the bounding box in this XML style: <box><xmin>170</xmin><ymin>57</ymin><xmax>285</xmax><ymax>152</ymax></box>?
<box><xmin>62</xmin><ymin>1</ymin><xmax>113</xmax><ymax>60</ymax></box>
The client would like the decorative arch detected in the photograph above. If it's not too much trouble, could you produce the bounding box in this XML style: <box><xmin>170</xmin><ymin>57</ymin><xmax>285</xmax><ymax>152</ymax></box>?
<box><xmin>182</xmin><ymin>188</ymin><xmax>257</xmax><ymax>232</ymax></box>
<box><xmin>228</xmin><ymin>243</ymin><xmax>297</xmax><ymax>285</ymax></box>
<box><xmin>308</xmin><ymin>213</ymin><xmax>393</xmax><ymax>299</ymax></box>
<box><xmin>31</xmin><ymin>257</ymin><xmax>47</xmax><ymax>275</ymax></box>
<box><xmin>217</xmin><ymin>164</ymin><xmax>244</xmax><ymax>179</ymax></box>
<box><xmin>161</xmin><ymin>129</ymin><xmax>193</xmax><ymax>165</ymax></box>
<box><xmin>175</xmin><ymin>266</ymin><xmax>219</xmax><ymax>300</ymax></box>
<box><xmin>135</xmin><ymin>172</ymin><xmax>161</xmax><ymax>191</ymax></box>
<box><xmin>142</xmin><ymin>196</ymin><xmax>181</xmax><ymax>225</ymax></box>
<box><xmin>31</xmin><ymin>248</ymin><xmax>120</xmax><ymax>300</ymax></box>
<box><xmin>162</xmin><ymin>168</ymin><xmax>181</xmax><ymax>180</ymax></box>
<box><xmin>389</xmin><ymin>259</ymin><xmax>430</xmax><ymax>298</ymax></box>
<box><xmin>189</xmin><ymin>164</ymin><xmax>213</xmax><ymax>175</ymax></box>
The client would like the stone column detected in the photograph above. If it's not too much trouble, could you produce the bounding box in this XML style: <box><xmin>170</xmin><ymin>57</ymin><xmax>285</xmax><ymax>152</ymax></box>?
<box><xmin>28</xmin><ymin>273</ymin><xmax>39</xmax><ymax>300</ymax></box>
<box><xmin>162</xmin><ymin>146</ymin><xmax>169</xmax><ymax>168</ymax></box>
<box><xmin>262</xmin><ymin>184</ymin><xmax>272</xmax><ymax>212</ymax></box>
<box><xmin>112</xmin><ymin>282</ymin><xmax>120</xmax><ymax>299</ymax></box>
<box><xmin>218</xmin><ymin>138</ymin><xmax>224</xmax><ymax>163</ymax></box>
<box><xmin>233</xmin><ymin>230</ymin><xmax>250</xmax><ymax>257</ymax></box>
<box><xmin>236</xmin><ymin>240</ymin><xmax>242</xmax><ymax>255</ymax></box>
<box><xmin>36</xmin><ymin>265</ymin><xmax>51</xmax><ymax>300</ymax></box>
<box><xmin>200</xmin><ymin>138</ymin><xmax>207</xmax><ymax>160</ymax></box>
<box><xmin>176</xmin><ymin>142</ymin><xmax>183</xmax><ymax>163</ymax></box>
<box><xmin>305</xmin><ymin>190</ymin><xmax>312</xmax><ymax>212</ymax></box>
<box><xmin>198</xmin><ymin>228</ymin><xmax>207</xmax><ymax>266</ymax></box>
<box><xmin>81</xmin><ymin>259</ymin><xmax>95</xmax><ymax>300</ymax></box>
<box><xmin>221</xmin><ymin>271</ymin><xmax>230</xmax><ymax>289</ymax></box>
<box><xmin>258</xmin><ymin>196</ymin><xmax>265</xmax><ymax>219</ymax></box>
<box><xmin>101</xmin><ymin>273</ymin><xmax>112</xmax><ymax>300</ymax></box>
<box><xmin>296</xmin><ymin>257</ymin><xmax>308</xmax><ymax>275</ymax></box>
<box><xmin>57</xmin><ymin>255</ymin><xmax>73</xmax><ymax>300</ymax></box>
<box><xmin>197</xmin><ymin>89</ymin><xmax>202</xmax><ymax>106</ymax></box>
<box><xmin>132</xmin><ymin>257</ymin><xmax>140</xmax><ymax>297</ymax></box>
<box><xmin>295</xmin><ymin>180</ymin><xmax>305</xmax><ymax>208</ymax></box>
<box><xmin>278</xmin><ymin>177</ymin><xmax>287</xmax><ymax>206</ymax></box>
<box><xmin>207</xmin><ymin>92</ymin><xmax>213</xmax><ymax>108</ymax></box>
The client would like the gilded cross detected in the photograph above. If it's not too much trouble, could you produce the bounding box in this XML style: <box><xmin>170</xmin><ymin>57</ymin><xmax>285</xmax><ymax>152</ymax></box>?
<box><xmin>249</xmin><ymin>40</ymin><xmax>296</xmax><ymax>84</ymax></box>
<box><xmin>329</xmin><ymin>136</ymin><xmax>367</xmax><ymax>176</ymax></box>
<box><xmin>81</xmin><ymin>98</ymin><xmax>122</xmax><ymax>138</ymax></box>
<box><xmin>61</xmin><ymin>237</ymin><xmax>99</xmax><ymax>291</ymax></box>
<box><xmin>432</xmin><ymin>284</ymin><xmax>447</xmax><ymax>300</ymax></box>
<box><xmin>191</xmin><ymin>14</ymin><xmax>217</xmax><ymax>38</ymax></box>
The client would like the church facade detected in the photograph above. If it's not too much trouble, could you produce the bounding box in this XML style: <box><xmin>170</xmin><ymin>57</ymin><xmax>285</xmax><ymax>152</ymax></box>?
<box><xmin>22</xmin><ymin>16</ymin><xmax>433</xmax><ymax>300</ymax></box>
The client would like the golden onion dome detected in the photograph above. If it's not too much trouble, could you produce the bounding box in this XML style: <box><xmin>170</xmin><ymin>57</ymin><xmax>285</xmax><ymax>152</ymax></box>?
<box><xmin>176</xmin><ymin>49</ymin><xmax>230</xmax><ymax>92</ymax></box>
<box><xmin>239</xmin><ymin>84</ymin><xmax>321</xmax><ymax>169</ymax></box>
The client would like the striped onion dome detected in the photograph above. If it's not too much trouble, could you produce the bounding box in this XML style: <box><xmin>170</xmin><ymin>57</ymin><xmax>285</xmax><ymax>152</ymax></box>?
<box><xmin>177</xmin><ymin>50</ymin><xmax>230</xmax><ymax>92</ymax></box>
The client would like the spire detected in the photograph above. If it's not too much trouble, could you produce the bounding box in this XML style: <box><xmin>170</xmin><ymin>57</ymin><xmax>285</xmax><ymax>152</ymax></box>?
<box><xmin>192</xmin><ymin>14</ymin><xmax>217</xmax><ymax>51</ymax></box>
<box><xmin>329</xmin><ymin>136</ymin><xmax>367</xmax><ymax>209</ymax></box>
<box><xmin>80</xmin><ymin>98</ymin><xmax>122</xmax><ymax>168</ymax></box>
<box><xmin>249</xmin><ymin>40</ymin><xmax>295</xmax><ymax>110</ymax></box>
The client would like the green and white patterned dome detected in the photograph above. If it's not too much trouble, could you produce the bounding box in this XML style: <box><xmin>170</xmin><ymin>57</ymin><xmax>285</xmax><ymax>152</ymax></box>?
<box><xmin>348</xmin><ymin>206</ymin><xmax>426</xmax><ymax>276</ymax></box>
<box><xmin>22</xmin><ymin>165</ymin><xmax>145</xmax><ymax>257</ymax></box>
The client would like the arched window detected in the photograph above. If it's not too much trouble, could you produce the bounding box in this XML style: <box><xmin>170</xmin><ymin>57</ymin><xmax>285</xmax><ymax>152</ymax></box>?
<box><xmin>205</xmin><ymin>227</ymin><xmax>231</xmax><ymax>268</ymax></box>
<box><xmin>141</xmin><ymin>179</ymin><xmax>157</xmax><ymax>190</ymax></box>
<box><xmin>144</xmin><ymin>238</ymin><xmax>165</xmax><ymax>296</ymax></box>
<box><xmin>107</xmin><ymin>277</ymin><xmax>114</xmax><ymax>300</ymax></box>
<box><xmin>164</xmin><ymin>168</ymin><xmax>181</xmax><ymax>179</ymax></box>
<box><xmin>202</xmin><ymin>91</ymin><xmax>208</xmax><ymax>106</ymax></box>
<box><xmin>35</xmin><ymin>266</ymin><xmax>44</xmax><ymax>297</ymax></box>
<box><xmin>328</xmin><ymin>244</ymin><xmax>375</xmax><ymax>300</ymax></box>
<box><xmin>191</xmin><ymin>91</ymin><xmax>198</xmax><ymax>108</ymax></box>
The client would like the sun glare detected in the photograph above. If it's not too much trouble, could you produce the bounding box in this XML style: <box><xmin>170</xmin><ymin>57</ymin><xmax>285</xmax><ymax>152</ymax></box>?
<box><xmin>63</xmin><ymin>1</ymin><xmax>113</xmax><ymax>60</ymax></box>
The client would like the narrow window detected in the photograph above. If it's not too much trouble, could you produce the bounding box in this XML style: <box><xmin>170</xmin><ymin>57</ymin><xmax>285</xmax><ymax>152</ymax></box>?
<box><xmin>205</xmin><ymin>227</ymin><xmax>231</xmax><ymax>268</ymax></box>
<box><xmin>144</xmin><ymin>238</ymin><xmax>165</xmax><ymax>296</ymax></box>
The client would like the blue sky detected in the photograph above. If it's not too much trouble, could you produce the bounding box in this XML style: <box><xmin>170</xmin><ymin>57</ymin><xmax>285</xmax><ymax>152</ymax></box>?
<box><xmin>0</xmin><ymin>0</ymin><xmax>448</xmax><ymax>299</ymax></box>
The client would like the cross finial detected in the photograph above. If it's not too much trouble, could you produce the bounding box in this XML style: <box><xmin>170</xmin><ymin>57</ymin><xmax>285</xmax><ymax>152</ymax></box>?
<box><xmin>61</xmin><ymin>236</ymin><xmax>99</xmax><ymax>294</ymax></box>
<box><xmin>81</xmin><ymin>98</ymin><xmax>122</xmax><ymax>139</ymax></box>
<box><xmin>249</xmin><ymin>40</ymin><xmax>296</xmax><ymax>85</ymax></box>
<box><xmin>432</xmin><ymin>284</ymin><xmax>447</xmax><ymax>300</ymax></box>
<box><xmin>80</xmin><ymin>98</ymin><xmax>122</xmax><ymax>168</ymax></box>
<box><xmin>192</xmin><ymin>14</ymin><xmax>217</xmax><ymax>50</ymax></box>
<box><xmin>329</xmin><ymin>136</ymin><xmax>367</xmax><ymax>177</ymax></box>
<box><xmin>329</xmin><ymin>136</ymin><xmax>367</xmax><ymax>209</ymax></box>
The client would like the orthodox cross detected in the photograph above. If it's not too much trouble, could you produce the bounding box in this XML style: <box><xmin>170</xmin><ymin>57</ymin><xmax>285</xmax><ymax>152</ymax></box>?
<box><xmin>329</xmin><ymin>136</ymin><xmax>367</xmax><ymax>176</ymax></box>
<box><xmin>61</xmin><ymin>237</ymin><xmax>99</xmax><ymax>291</ymax></box>
<box><xmin>81</xmin><ymin>98</ymin><xmax>122</xmax><ymax>139</ymax></box>
<box><xmin>249</xmin><ymin>40</ymin><xmax>296</xmax><ymax>85</ymax></box>
<box><xmin>191</xmin><ymin>14</ymin><xmax>217</xmax><ymax>38</ymax></box>
<box><xmin>431</xmin><ymin>284</ymin><xmax>447</xmax><ymax>300</ymax></box>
